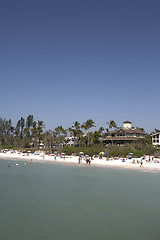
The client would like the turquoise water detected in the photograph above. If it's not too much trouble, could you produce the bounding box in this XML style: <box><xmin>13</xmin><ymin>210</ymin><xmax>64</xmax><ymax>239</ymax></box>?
<box><xmin>0</xmin><ymin>159</ymin><xmax>160</xmax><ymax>240</ymax></box>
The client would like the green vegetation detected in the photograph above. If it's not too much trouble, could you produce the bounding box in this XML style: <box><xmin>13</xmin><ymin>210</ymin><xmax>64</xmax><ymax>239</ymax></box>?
<box><xmin>0</xmin><ymin>116</ymin><xmax>158</xmax><ymax>157</ymax></box>
<box><xmin>58</xmin><ymin>146</ymin><xmax>105</xmax><ymax>156</ymax></box>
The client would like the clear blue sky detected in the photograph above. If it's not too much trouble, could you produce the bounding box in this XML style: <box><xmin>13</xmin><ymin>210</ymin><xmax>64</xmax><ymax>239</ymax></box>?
<box><xmin>0</xmin><ymin>0</ymin><xmax>160</xmax><ymax>133</ymax></box>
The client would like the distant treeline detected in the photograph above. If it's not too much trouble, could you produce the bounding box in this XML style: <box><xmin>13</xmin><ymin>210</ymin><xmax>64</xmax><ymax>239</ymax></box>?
<box><xmin>0</xmin><ymin>115</ymin><xmax>157</xmax><ymax>157</ymax></box>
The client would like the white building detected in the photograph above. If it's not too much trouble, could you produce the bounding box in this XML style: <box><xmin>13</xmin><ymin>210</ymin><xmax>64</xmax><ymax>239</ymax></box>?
<box><xmin>65</xmin><ymin>136</ymin><xmax>78</xmax><ymax>146</ymax></box>
<box><xmin>151</xmin><ymin>132</ymin><xmax>160</xmax><ymax>146</ymax></box>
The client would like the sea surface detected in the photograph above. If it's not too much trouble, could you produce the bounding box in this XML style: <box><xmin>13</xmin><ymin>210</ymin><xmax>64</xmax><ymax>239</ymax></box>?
<box><xmin>0</xmin><ymin>159</ymin><xmax>160</xmax><ymax>240</ymax></box>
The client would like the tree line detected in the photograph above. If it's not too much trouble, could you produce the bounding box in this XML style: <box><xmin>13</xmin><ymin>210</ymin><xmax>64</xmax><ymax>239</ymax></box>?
<box><xmin>0</xmin><ymin>116</ymin><xmax>156</xmax><ymax>155</ymax></box>
<box><xmin>0</xmin><ymin>116</ymin><xmax>110</xmax><ymax>148</ymax></box>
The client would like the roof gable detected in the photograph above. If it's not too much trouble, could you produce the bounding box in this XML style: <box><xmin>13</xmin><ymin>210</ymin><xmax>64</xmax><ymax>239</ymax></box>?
<box><xmin>151</xmin><ymin>132</ymin><xmax>160</xmax><ymax>137</ymax></box>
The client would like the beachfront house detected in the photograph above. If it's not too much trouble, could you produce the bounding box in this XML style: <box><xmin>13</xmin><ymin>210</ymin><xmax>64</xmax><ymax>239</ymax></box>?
<box><xmin>151</xmin><ymin>132</ymin><xmax>160</xmax><ymax>147</ymax></box>
<box><xmin>65</xmin><ymin>136</ymin><xmax>79</xmax><ymax>146</ymax></box>
<box><xmin>102</xmin><ymin>121</ymin><xmax>146</xmax><ymax>145</ymax></box>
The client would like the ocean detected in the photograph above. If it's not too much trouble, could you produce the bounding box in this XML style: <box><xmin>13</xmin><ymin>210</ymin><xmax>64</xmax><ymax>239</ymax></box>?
<box><xmin>0</xmin><ymin>159</ymin><xmax>160</xmax><ymax>240</ymax></box>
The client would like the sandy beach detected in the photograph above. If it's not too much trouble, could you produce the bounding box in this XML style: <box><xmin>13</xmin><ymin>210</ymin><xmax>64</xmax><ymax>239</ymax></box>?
<box><xmin>1</xmin><ymin>150</ymin><xmax>160</xmax><ymax>171</ymax></box>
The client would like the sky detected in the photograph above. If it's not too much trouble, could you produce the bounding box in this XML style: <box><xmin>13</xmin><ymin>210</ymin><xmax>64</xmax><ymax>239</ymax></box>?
<box><xmin>0</xmin><ymin>0</ymin><xmax>160</xmax><ymax>133</ymax></box>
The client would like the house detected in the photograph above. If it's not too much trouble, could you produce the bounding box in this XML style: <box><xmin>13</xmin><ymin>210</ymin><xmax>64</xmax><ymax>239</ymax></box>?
<box><xmin>102</xmin><ymin>121</ymin><xmax>146</xmax><ymax>145</ymax></box>
<box><xmin>151</xmin><ymin>132</ymin><xmax>160</xmax><ymax>147</ymax></box>
<box><xmin>65</xmin><ymin>136</ymin><xmax>78</xmax><ymax>146</ymax></box>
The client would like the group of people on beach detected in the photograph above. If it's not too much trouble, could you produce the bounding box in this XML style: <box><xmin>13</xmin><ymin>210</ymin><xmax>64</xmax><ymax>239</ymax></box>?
<box><xmin>139</xmin><ymin>156</ymin><xmax>155</xmax><ymax>167</ymax></box>
<box><xmin>78</xmin><ymin>156</ymin><xmax>91</xmax><ymax>165</ymax></box>
<box><xmin>132</xmin><ymin>156</ymin><xmax>155</xmax><ymax>167</ymax></box>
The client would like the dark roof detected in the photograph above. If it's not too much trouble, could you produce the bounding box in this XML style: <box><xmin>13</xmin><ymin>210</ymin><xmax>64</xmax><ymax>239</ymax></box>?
<box><xmin>106</xmin><ymin>128</ymin><xmax>145</xmax><ymax>135</ymax></box>
<box><xmin>123</xmin><ymin>121</ymin><xmax>132</xmax><ymax>123</ymax></box>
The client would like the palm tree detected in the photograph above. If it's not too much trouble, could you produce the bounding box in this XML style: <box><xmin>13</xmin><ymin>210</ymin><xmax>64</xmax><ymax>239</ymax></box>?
<box><xmin>106</xmin><ymin>120</ymin><xmax>117</xmax><ymax>132</ymax></box>
<box><xmin>68</xmin><ymin>127</ymin><xmax>74</xmax><ymax>137</ymax></box>
<box><xmin>54</xmin><ymin>126</ymin><xmax>66</xmax><ymax>146</ymax></box>
<box><xmin>37</xmin><ymin>121</ymin><xmax>45</xmax><ymax>148</ymax></box>
<box><xmin>16</xmin><ymin>120</ymin><xmax>21</xmax><ymax>133</ymax></box>
<box><xmin>44</xmin><ymin>130</ymin><xmax>54</xmax><ymax>148</ymax></box>
<box><xmin>136</xmin><ymin>127</ymin><xmax>145</xmax><ymax>132</ymax></box>
<box><xmin>26</xmin><ymin>115</ymin><xmax>33</xmax><ymax>129</ymax></box>
<box><xmin>81</xmin><ymin>119</ymin><xmax>95</xmax><ymax>146</ymax></box>
<box><xmin>98</xmin><ymin>127</ymin><xmax>104</xmax><ymax>136</ymax></box>
<box><xmin>92</xmin><ymin>130</ymin><xmax>101</xmax><ymax>146</ymax></box>
<box><xmin>71</xmin><ymin>121</ymin><xmax>82</xmax><ymax>146</ymax></box>
<box><xmin>72</xmin><ymin>121</ymin><xmax>81</xmax><ymax>130</ymax></box>
<box><xmin>31</xmin><ymin>121</ymin><xmax>37</xmax><ymax>148</ymax></box>
<box><xmin>20</xmin><ymin>117</ymin><xmax>25</xmax><ymax>139</ymax></box>
<box><xmin>110</xmin><ymin>120</ymin><xmax>117</xmax><ymax>129</ymax></box>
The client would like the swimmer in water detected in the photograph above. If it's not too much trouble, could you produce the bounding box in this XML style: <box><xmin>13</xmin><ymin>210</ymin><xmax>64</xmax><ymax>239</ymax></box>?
<box><xmin>30</xmin><ymin>159</ymin><xmax>32</xmax><ymax>165</ymax></box>
<box><xmin>24</xmin><ymin>161</ymin><xmax>27</xmax><ymax>165</ymax></box>
<box><xmin>8</xmin><ymin>161</ymin><xmax>11</xmax><ymax>167</ymax></box>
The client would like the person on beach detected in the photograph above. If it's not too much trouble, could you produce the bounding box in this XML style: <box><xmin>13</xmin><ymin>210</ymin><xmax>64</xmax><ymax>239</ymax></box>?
<box><xmin>86</xmin><ymin>157</ymin><xmax>90</xmax><ymax>165</ymax></box>
<box><xmin>140</xmin><ymin>159</ymin><xmax>143</xmax><ymax>167</ymax></box>
<box><xmin>54</xmin><ymin>155</ymin><xmax>56</xmax><ymax>160</ymax></box>
<box><xmin>78</xmin><ymin>156</ymin><xmax>81</xmax><ymax>164</ymax></box>
<box><xmin>8</xmin><ymin>161</ymin><xmax>11</xmax><ymax>167</ymax></box>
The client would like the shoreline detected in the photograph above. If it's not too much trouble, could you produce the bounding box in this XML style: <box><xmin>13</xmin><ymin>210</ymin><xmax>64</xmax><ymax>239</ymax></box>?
<box><xmin>1</xmin><ymin>151</ymin><xmax>160</xmax><ymax>172</ymax></box>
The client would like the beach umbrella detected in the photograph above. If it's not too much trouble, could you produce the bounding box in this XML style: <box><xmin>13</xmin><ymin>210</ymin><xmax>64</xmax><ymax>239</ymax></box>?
<box><xmin>99</xmin><ymin>152</ymin><xmax>106</xmax><ymax>155</ymax></box>
<box><xmin>79</xmin><ymin>152</ymin><xmax>84</xmax><ymax>155</ymax></box>
<box><xmin>61</xmin><ymin>153</ymin><xmax>65</xmax><ymax>155</ymax></box>
<box><xmin>84</xmin><ymin>155</ymin><xmax>89</xmax><ymax>157</ymax></box>
<box><xmin>128</xmin><ymin>153</ymin><xmax>133</xmax><ymax>155</ymax></box>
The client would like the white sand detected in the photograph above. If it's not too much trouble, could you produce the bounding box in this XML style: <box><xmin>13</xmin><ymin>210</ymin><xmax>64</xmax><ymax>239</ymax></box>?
<box><xmin>1</xmin><ymin>150</ymin><xmax>160</xmax><ymax>171</ymax></box>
